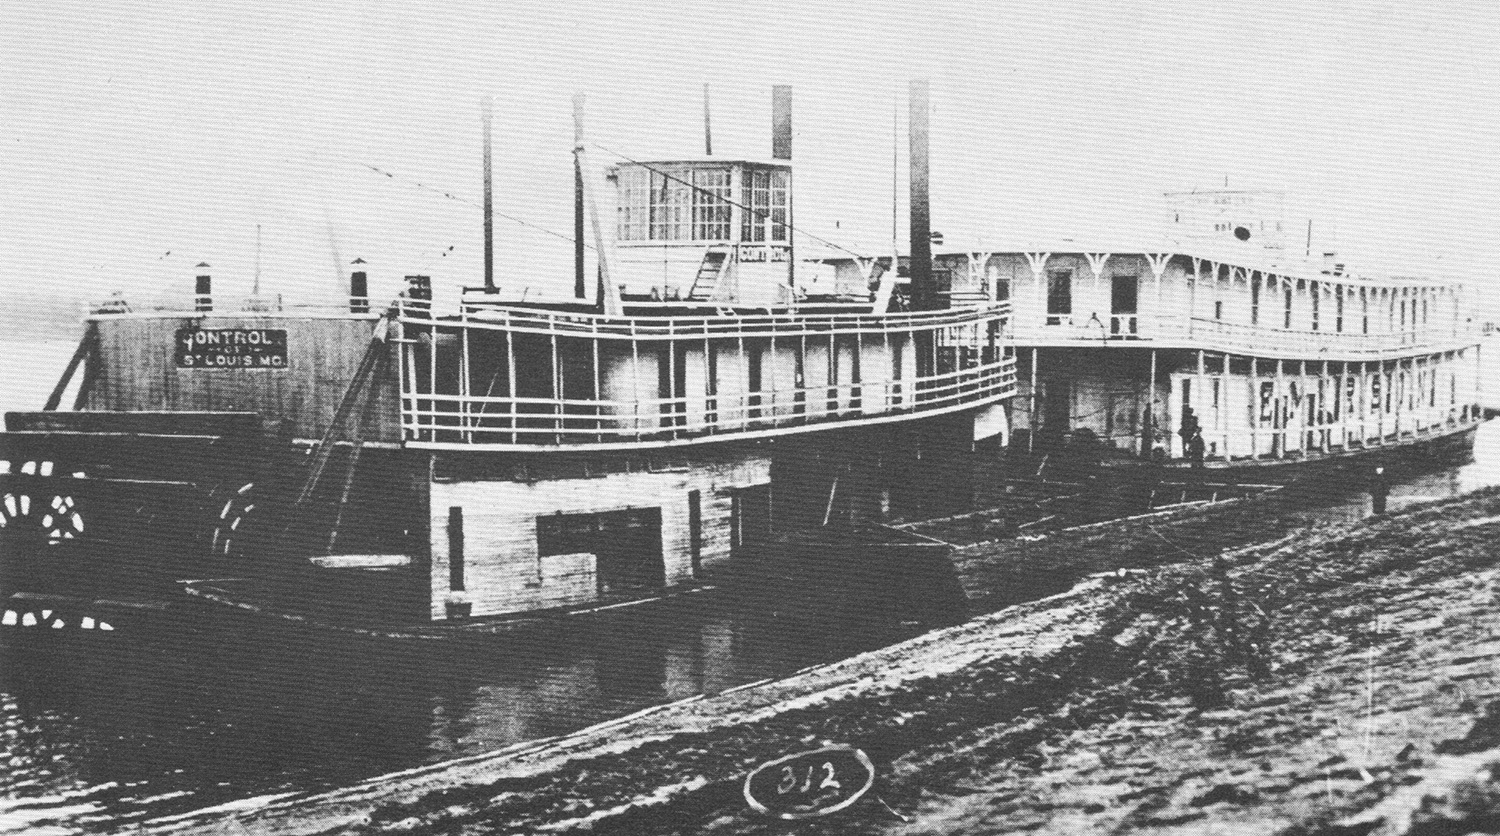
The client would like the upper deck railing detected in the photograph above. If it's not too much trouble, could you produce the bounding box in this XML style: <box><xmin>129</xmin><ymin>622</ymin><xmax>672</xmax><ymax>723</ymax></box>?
<box><xmin>396</xmin><ymin>297</ymin><xmax>1011</xmax><ymax>340</ymax></box>
<box><xmin>397</xmin><ymin>299</ymin><xmax>1016</xmax><ymax>450</ymax></box>
<box><xmin>402</xmin><ymin>356</ymin><xmax>1017</xmax><ymax>450</ymax></box>
<box><xmin>1011</xmin><ymin>313</ymin><xmax>1474</xmax><ymax>359</ymax></box>
<box><xmin>84</xmin><ymin>294</ymin><xmax>381</xmax><ymax>319</ymax></box>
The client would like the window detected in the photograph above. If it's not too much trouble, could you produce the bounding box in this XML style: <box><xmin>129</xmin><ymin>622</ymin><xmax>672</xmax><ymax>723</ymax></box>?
<box><xmin>616</xmin><ymin>168</ymin><xmax>649</xmax><ymax>241</ymax></box>
<box><xmin>692</xmin><ymin>169</ymin><xmax>731</xmax><ymax>240</ymax></box>
<box><xmin>741</xmin><ymin>168</ymin><xmax>790</xmax><ymax>243</ymax></box>
<box><xmin>1214</xmin><ymin>300</ymin><xmax>1223</xmax><ymax>320</ymax></box>
<box><xmin>1284</xmin><ymin>285</ymin><xmax>1293</xmax><ymax>329</ymax></box>
<box><xmin>617</xmin><ymin>165</ymin><xmax>732</xmax><ymax>242</ymax></box>
<box><xmin>650</xmin><ymin>170</ymin><xmax>692</xmax><ymax>241</ymax></box>
<box><xmin>1310</xmin><ymin>281</ymin><xmax>1320</xmax><ymax>331</ymax></box>
<box><xmin>1251</xmin><ymin>276</ymin><xmax>1260</xmax><ymax>325</ymax></box>
<box><xmin>1047</xmin><ymin>269</ymin><xmax>1072</xmax><ymax>316</ymax></box>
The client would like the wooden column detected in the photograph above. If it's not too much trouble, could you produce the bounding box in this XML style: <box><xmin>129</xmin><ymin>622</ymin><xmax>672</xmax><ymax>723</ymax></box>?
<box><xmin>1148</xmin><ymin>349</ymin><xmax>1157</xmax><ymax>458</ymax></box>
<box><xmin>1275</xmin><ymin>358</ymin><xmax>1285</xmax><ymax>458</ymax></box>
<box><xmin>506</xmin><ymin>325</ymin><xmax>518</xmax><ymax>445</ymax></box>
<box><xmin>1029</xmin><ymin>347</ymin><xmax>1039</xmax><ymax>454</ymax></box>
<box><xmin>1250</xmin><ymin>357</ymin><xmax>1259</xmax><ymax>459</ymax></box>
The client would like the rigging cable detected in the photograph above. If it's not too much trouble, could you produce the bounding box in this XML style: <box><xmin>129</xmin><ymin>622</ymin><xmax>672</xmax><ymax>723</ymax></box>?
<box><xmin>295</xmin><ymin>150</ymin><xmax>595</xmax><ymax>251</ymax></box>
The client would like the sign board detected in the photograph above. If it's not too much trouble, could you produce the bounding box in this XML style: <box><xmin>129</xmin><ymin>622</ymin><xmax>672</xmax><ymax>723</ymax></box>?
<box><xmin>743</xmin><ymin>746</ymin><xmax>876</xmax><ymax>820</ymax></box>
<box><xmin>175</xmin><ymin>328</ymin><xmax>288</xmax><ymax>369</ymax></box>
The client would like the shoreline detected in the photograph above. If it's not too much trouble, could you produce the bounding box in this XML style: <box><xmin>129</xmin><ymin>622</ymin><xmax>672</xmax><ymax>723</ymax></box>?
<box><xmin>149</xmin><ymin>484</ymin><xmax>1500</xmax><ymax>835</ymax></box>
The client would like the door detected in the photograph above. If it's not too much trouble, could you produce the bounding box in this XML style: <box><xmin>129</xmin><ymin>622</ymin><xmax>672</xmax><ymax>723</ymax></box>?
<box><xmin>1111</xmin><ymin>275</ymin><xmax>1138</xmax><ymax>336</ymax></box>
<box><xmin>595</xmin><ymin>507</ymin><xmax>664</xmax><ymax>591</ymax></box>
<box><xmin>1041</xmin><ymin>379</ymin><xmax>1071</xmax><ymax>440</ymax></box>
<box><xmin>730</xmin><ymin>484</ymin><xmax>773</xmax><ymax>557</ymax></box>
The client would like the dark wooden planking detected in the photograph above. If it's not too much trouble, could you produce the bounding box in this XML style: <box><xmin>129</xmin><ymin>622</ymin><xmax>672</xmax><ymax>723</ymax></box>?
<box><xmin>0</xmin><ymin>431</ymin><xmax>257</xmax><ymax>483</ymax></box>
<box><xmin>5</xmin><ymin>411</ymin><xmax>263</xmax><ymax>437</ymax></box>
<box><xmin>80</xmin><ymin>316</ymin><xmax>401</xmax><ymax>442</ymax></box>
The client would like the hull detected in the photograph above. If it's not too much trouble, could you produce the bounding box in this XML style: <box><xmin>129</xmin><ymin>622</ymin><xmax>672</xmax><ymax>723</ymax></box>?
<box><xmin>1117</xmin><ymin>420</ymin><xmax>1479</xmax><ymax>485</ymax></box>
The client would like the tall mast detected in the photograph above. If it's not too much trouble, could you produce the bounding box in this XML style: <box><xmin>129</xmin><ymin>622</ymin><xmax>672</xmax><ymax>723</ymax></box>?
<box><xmin>253</xmin><ymin>223</ymin><xmax>262</xmax><ymax>297</ymax></box>
<box><xmin>574</xmin><ymin>94</ymin><xmax>618</xmax><ymax>315</ymax></box>
<box><xmin>892</xmin><ymin>95</ymin><xmax>899</xmax><ymax>286</ymax></box>
<box><xmin>574</xmin><ymin>95</ymin><xmax>586</xmax><ymax>299</ymax></box>
<box><xmin>482</xmin><ymin>97</ymin><xmax>495</xmax><ymax>292</ymax></box>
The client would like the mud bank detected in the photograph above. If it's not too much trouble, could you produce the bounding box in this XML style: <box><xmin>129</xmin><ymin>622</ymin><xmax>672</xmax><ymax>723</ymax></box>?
<box><xmin>149</xmin><ymin>487</ymin><xmax>1500</xmax><ymax>836</ymax></box>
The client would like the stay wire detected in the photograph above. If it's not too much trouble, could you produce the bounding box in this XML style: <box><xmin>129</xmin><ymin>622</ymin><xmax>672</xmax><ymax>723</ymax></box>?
<box><xmin>297</xmin><ymin>150</ymin><xmax>595</xmax><ymax>251</ymax></box>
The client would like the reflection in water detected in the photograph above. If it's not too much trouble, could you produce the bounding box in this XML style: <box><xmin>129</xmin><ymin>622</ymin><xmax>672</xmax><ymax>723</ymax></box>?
<box><xmin>3</xmin><ymin>421</ymin><xmax>1499</xmax><ymax>834</ymax></box>
<box><xmin>0</xmin><ymin>590</ymin><xmax>924</xmax><ymax>831</ymax></box>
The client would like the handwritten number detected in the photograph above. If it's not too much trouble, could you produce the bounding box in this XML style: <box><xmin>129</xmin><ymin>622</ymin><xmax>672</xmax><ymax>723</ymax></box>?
<box><xmin>800</xmin><ymin>765</ymin><xmax>814</xmax><ymax>793</ymax></box>
<box><xmin>777</xmin><ymin>765</ymin><xmax>796</xmax><ymax>794</ymax></box>
<box><xmin>819</xmin><ymin>762</ymin><xmax>842</xmax><ymax>791</ymax></box>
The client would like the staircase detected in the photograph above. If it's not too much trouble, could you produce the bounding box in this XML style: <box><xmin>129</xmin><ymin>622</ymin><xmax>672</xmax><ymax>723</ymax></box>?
<box><xmin>688</xmin><ymin>246</ymin><xmax>732</xmax><ymax>301</ymax></box>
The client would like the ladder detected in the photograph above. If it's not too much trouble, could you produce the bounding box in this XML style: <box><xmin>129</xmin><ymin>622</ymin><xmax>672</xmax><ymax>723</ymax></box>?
<box><xmin>688</xmin><ymin>246</ymin><xmax>731</xmax><ymax>301</ymax></box>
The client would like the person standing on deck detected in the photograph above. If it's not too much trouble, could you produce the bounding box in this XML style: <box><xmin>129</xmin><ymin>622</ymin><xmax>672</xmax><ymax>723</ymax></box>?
<box><xmin>1371</xmin><ymin>466</ymin><xmax>1390</xmax><ymax>515</ymax></box>
<box><xmin>1179</xmin><ymin>407</ymin><xmax>1205</xmax><ymax>468</ymax></box>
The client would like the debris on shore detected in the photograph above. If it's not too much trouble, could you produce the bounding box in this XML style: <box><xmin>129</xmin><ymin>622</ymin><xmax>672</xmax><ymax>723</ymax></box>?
<box><xmin>157</xmin><ymin>487</ymin><xmax>1500</xmax><ymax>836</ymax></box>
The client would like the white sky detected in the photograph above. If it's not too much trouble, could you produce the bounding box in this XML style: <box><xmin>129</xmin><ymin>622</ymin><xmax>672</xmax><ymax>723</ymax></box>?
<box><xmin>5</xmin><ymin>0</ymin><xmax>1500</xmax><ymax>313</ymax></box>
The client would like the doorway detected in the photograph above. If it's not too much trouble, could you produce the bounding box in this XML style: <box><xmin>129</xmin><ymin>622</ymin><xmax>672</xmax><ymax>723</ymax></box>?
<box><xmin>1111</xmin><ymin>274</ymin><xmax>1138</xmax><ymax>336</ymax></box>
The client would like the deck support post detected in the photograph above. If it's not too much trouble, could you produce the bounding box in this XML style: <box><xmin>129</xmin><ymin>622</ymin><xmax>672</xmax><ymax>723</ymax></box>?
<box><xmin>551</xmin><ymin>332</ymin><xmax>562</xmax><ymax>444</ymax></box>
<box><xmin>461</xmin><ymin>318</ymin><xmax>472</xmax><ymax>443</ymax></box>
<box><xmin>593</xmin><ymin>337</ymin><xmax>602</xmax><ymax>443</ymax></box>
<box><xmin>1147</xmin><ymin>348</ymin><xmax>1157</xmax><ymax>458</ymax></box>
<box><xmin>1275</xmin><ymin>358</ymin><xmax>1285</xmax><ymax>459</ymax></box>
<box><xmin>507</xmin><ymin>327</ymin><xmax>518</xmax><ymax>445</ymax></box>
<box><xmin>1028</xmin><ymin>347</ymin><xmax>1039</xmax><ymax>454</ymax></box>
<box><xmin>1250</xmin><ymin>356</ymin><xmax>1259</xmax><ymax>459</ymax></box>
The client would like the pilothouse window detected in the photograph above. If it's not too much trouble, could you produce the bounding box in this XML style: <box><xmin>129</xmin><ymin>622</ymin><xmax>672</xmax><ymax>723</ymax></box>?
<box><xmin>616</xmin><ymin>165</ymin><xmax>733</xmax><ymax>242</ymax></box>
<box><xmin>742</xmin><ymin>168</ymin><xmax>789</xmax><ymax>243</ymax></box>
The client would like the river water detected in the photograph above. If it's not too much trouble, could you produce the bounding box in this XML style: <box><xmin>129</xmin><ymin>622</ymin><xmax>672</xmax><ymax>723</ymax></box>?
<box><xmin>2</xmin><ymin>338</ymin><xmax>1499</xmax><ymax>834</ymax></box>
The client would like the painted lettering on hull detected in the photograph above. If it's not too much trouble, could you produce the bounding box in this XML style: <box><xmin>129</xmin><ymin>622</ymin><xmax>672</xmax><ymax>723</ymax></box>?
<box><xmin>175</xmin><ymin>328</ymin><xmax>289</xmax><ymax>369</ymax></box>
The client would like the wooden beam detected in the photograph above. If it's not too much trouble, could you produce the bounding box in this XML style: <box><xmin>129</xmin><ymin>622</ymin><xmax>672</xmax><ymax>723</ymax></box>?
<box><xmin>44</xmin><ymin>325</ymin><xmax>97</xmax><ymax>412</ymax></box>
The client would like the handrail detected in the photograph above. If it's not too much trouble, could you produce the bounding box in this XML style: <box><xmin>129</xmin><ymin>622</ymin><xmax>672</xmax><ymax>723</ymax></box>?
<box><xmin>399</xmin><ymin>297</ymin><xmax>1011</xmax><ymax>341</ymax></box>
<box><xmin>85</xmin><ymin>294</ymin><xmax>379</xmax><ymax>318</ymax></box>
<box><xmin>402</xmin><ymin>356</ymin><xmax>1017</xmax><ymax>448</ymax></box>
<box><xmin>1011</xmin><ymin>313</ymin><xmax>1474</xmax><ymax>358</ymax></box>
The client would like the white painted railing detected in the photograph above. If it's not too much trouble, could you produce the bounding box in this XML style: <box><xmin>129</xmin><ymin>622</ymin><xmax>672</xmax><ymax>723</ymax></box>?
<box><xmin>85</xmin><ymin>295</ymin><xmax>380</xmax><ymax>317</ymax></box>
<box><xmin>1012</xmin><ymin>313</ymin><xmax>1472</xmax><ymax>358</ymax></box>
<box><xmin>398</xmin><ymin>298</ymin><xmax>1011</xmax><ymax>340</ymax></box>
<box><xmin>403</xmin><ymin>356</ymin><xmax>1017</xmax><ymax>449</ymax></box>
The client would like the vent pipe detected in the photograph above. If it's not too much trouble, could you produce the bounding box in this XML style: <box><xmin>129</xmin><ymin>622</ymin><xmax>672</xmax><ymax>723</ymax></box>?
<box><xmin>350</xmin><ymin>257</ymin><xmax>369</xmax><ymax>313</ymax></box>
<box><xmin>908</xmin><ymin>80</ymin><xmax>934</xmax><ymax>311</ymax></box>
<box><xmin>771</xmin><ymin>85</ymin><xmax>792</xmax><ymax>160</ymax></box>
<box><xmin>194</xmin><ymin>263</ymin><xmax>212</xmax><ymax>312</ymax></box>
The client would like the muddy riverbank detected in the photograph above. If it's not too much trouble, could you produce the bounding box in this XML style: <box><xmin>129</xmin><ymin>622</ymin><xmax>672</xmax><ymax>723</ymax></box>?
<box><xmin>141</xmin><ymin>484</ymin><xmax>1500</xmax><ymax>836</ymax></box>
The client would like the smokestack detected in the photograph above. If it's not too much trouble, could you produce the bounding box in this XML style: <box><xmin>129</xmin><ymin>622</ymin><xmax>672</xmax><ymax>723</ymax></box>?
<box><xmin>350</xmin><ymin>257</ymin><xmax>369</xmax><ymax>314</ymax></box>
<box><xmin>771</xmin><ymin>85</ymin><xmax>792</xmax><ymax>160</ymax></box>
<box><xmin>194</xmin><ymin>263</ymin><xmax>212</xmax><ymax>312</ymax></box>
<box><xmin>703</xmin><ymin>83</ymin><xmax>713</xmax><ymax>156</ymax></box>
<box><xmin>482</xmin><ymin>97</ymin><xmax>495</xmax><ymax>292</ymax></box>
<box><xmin>908</xmin><ymin>80</ymin><xmax>934</xmax><ymax>311</ymax></box>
